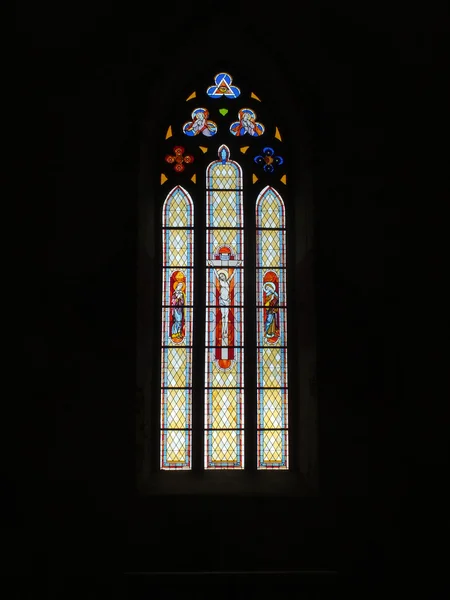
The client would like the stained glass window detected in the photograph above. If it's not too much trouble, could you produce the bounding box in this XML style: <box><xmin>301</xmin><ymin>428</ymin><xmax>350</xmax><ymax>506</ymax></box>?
<box><xmin>204</xmin><ymin>145</ymin><xmax>244</xmax><ymax>469</ymax></box>
<box><xmin>158</xmin><ymin>71</ymin><xmax>291</xmax><ymax>474</ymax></box>
<box><xmin>160</xmin><ymin>186</ymin><xmax>194</xmax><ymax>469</ymax></box>
<box><xmin>256</xmin><ymin>186</ymin><xmax>289</xmax><ymax>469</ymax></box>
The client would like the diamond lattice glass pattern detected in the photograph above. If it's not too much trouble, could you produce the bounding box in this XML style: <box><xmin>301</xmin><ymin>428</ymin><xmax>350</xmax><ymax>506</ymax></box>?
<box><xmin>257</xmin><ymin>388</ymin><xmax>288</xmax><ymax>429</ymax></box>
<box><xmin>163</xmin><ymin>228</ymin><xmax>193</xmax><ymax>267</ymax></box>
<box><xmin>256</xmin><ymin>186</ymin><xmax>285</xmax><ymax>229</ymax></box>
<box><xmin>257</xmin><ymin>229</ymin><xmax>285</xmax><ymax>267</ymax></box>
<box><xmin>207</xmin><ymin>162</ymin><xmax>242</xmax><ymax>190</ymax></box>
<box><xmin>257</xmin><ymin>348</ymin><xmax>288</xmax><ymax>388</ymax></box>
<box><xmin>257</xmin><ymin>429</ymin><xmax>288</xmax><ymax>469</ymax></box>
<box><xmin>163</xmin><ymin>186</ymin><xmax>194</xmax><ymax>227</ymax></box>
<box><xmin>161</xmin><ymin>429</ymin><xmax>191</xmax><ymax>469</ymax></box>
<box><xmin>207</xmin><ymin>191</ymin><xmax>242</xmax><ymax>228</ymax></box>
<box><xmin>205</xmin><ymin>430</ymin><xmax>243</xmax><ymax>469</ymax></box>
<box><xmin>205</xmin><ymin>389</ymin><xmax>244</xmax><ymax>429</ymax></box>
<box><xmin>255</xmin><ymin>186</ymin><xmax>288</xmax><ymax>470</ymax></box>
<box><xmin>161</xmin><ymin>346</ymin><xmax>191</xmax><ymax>387</ymax></box>
<box><xmin>161</xmin><ymin>388</ymin><xmax>192</xmax><ymax>429</ymax></box>
<box><xmin>161</xmin><ymin>186</ymin><xmax>193</xmax><ymax>470</ymax></box>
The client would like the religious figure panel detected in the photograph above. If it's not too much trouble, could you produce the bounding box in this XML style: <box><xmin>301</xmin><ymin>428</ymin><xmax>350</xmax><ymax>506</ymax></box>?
<box><xmin>255</xmin><ymin>186</ymin><xmax>288</xmax><ymax>470</ymax></box>
<box><xmin>204</xmin><ymin>146</ymin><xmax>244</xmax><ymax>469</ymax></box>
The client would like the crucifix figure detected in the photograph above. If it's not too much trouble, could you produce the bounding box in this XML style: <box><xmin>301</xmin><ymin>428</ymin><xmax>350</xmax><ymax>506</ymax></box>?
<box><xmin>208</xmin><ymin>261</ymin><xmax>242</xmax><ymax>344</ymax></box>
<box><xmin>207</xmin><ymin>250</ymin><xmax>242</xmax><ymax>363</ymax></box>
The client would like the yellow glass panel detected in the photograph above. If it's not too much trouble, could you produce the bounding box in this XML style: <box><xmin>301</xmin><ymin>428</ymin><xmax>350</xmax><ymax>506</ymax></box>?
<box><xmin>209</xmin><ymin>191</ymin><xmax>240</xmax><ymax>228</ymax></box>
<box><xmin>259</xmin><ymin>201</ymin><xmax>281</xmax><ymax>228</ymax></box>
<box><xmin>262</xmin><ymin>430</ymin><xmax>284</xmax><ymax>463</ymax></box>
<box><xmin>186</xmin><ymin>91</ymin><xmax>196</xmax><ymax>101</ymax></box>
<box><xmin>259</xmin><ymin>230</ymin><xmax>281</xmax><ymax>266</ymax></box>
<box><xmin>208</xmin><ymin>228</ymin><xmax>240</xmax><ymax>252</ymax></box>
<box><xmin>164</xmin><ymin>229</ymin><xmax>191</xmax><ymax>265</ymax></box>
<box><xmin>209</xmin><ymin>430</ymin><xmax>239</xmax><ymax>464</ymax></box>
<box><xmin>208</xmin><ymin>161</ymin><xmax>242</xmax><ymax>188</ymax></box>
<box><xmin>251</xmin><ymin>92</ymin><xmax>262</xmax><ymax>101</ymax></box>
<box><xmin>240</xmin><ymin>146</ymin><xmax>249</xmax><ymax>154</ymax></box>
<box><xmin>199</xmin><ymin>146</ymin><xmax>208</xmax><ymax>153</ymax></box>
<box><xmin>191</xmin><ymin>174</ymin><xmax>196</xmax><ymax>183</ymax></box>
<box><xmin>252</xmin><ymin>174</ymin><xmax>259</xmax><ymax>184</ymax></box>
<box><xmin>209</xmin><ymin>389</ymin><xmax>240</xmax><ymax>429</ymax></box>
<box><xmin>165</xmin><ymin>430</ymin><xmax>187</xmax><ymax>463</ymax></box>
<box><xmin>163</xmin><ymin>389</ymin><xmax>189</xmax><ymax>429</ymax></box>
<box><xmin>275</xmin><ymin>127</ymin><xmax>282</xmax><ymax>141</ymax></box>
<box><xmin>163</xmin><ymin>189</ymin><xmax>193</xmax><ymax>228</ymax></box>
<box><xmin>210</xmin><ymin>163</ymin><xmax>241</xmax><ymax>188</ymax></box>
<box><xmin>161</xmin><ymin>173</ymin><xmax>168</xmax><ymax>185</ymax></box>
<box><xmin>164</xmin><ymin>347</ymin><xmax>188</xmax><ymax>387</ymax></box>
<box><xmin>259</xmin><ymin>348</ymin><xmax>286</xmax><ymax>387</ymax></box>
<box><xmin>261</xmin><ymin>389</ymin><xmax>284</xmax><ymax>428</ymax></box>
<box><xmin>280</xmin><ymin>174</ymin><xmax>287</xmax><ymax>185</ymax></box>
<box><xmin>165</xmin><ymin>126</ymin><xmax>173</xmax><ymax>139</ymax></box>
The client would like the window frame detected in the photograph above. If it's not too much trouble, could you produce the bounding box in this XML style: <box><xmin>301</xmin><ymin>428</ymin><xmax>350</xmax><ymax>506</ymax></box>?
<box><xmin>137</xmin><ymin>66</ymin><xmax>313</xmax><ymax>495</ymax></box>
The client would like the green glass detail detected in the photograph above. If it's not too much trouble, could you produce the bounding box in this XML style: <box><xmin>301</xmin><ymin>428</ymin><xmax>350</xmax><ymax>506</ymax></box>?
<box><xmin>219</xmin><ymin>108</ymin><xmax>229</xmax><ymax>116</ymax></box>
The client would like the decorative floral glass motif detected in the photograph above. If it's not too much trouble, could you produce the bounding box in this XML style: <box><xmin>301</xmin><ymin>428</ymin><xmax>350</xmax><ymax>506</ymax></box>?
<box><xmin>183</xmin><ymin>108</ymin><xmax>217</xmax><ymax>137</ymax></box>
<box><xmin>230</xmin><ymin>109</ymin><xmax>264</xmax><ymax>137</ymax></box>
<box><xmin>165</xmin><ymin>146</ymin><xmax>194</xmax><ymax>172</ymax></box>
<box><xmin>254</xmin><ymin>147</ymin><xmax>284</xmax><ymax>173</ymax></box>
<box><xmin>207</xmin><ymin>73</ymin><xmax>241</xmax><ymax>99</ymax></box>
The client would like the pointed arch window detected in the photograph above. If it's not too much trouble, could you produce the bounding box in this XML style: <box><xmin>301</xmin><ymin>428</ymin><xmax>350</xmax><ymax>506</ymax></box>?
<box><xmin>158</xmin><ymin>72</ymin><xmax>290</xmax><ymax>472</ymax></box>
<box><xmin>160</xmin><ymin>186</ymin><xmax>194</xmax><ymax>469</ymax></box>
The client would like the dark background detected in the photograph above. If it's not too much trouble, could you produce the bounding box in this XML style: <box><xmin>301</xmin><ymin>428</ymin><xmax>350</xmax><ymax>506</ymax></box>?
<box><xmin>13</xmin><ymin>0</ymin><xmax>447</xmax><ymax>594</ymax></box>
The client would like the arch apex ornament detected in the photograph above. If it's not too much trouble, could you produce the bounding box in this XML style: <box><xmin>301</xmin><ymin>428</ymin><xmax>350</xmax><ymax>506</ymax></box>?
<box><xmin>218</xmin><ymin>144</ymin><xmax>230</xmax><ymax>164</ymax></box>
<box><xmin>207</xmin><ymin>72</ymin><xmax>241</xmax><ymax>99</ymax></box>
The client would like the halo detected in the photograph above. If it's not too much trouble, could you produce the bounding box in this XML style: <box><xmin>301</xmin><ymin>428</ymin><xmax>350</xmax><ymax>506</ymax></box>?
<box><xmin>173</xmin><ymin>280</ymin><xmax>186</xmax><ymax>292</ymax></box>
<box><xmin>192</xmin><ymin>107</ymin><xmax>207</xmax><ymax>118</ymax></box>
<box><xmin>217</xmin><ymin>269</ymin><xmax>229</xmax><ymax>280</ymax></box>
<box><xmin>264</xmin><ymin>282</ymin><xmax>276</xmax><ymax>293</ymax></box>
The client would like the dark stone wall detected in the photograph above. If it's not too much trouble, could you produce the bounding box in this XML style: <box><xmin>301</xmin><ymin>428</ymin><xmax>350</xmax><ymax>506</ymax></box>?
<box><xmin>14</xmin><ymin>0</ymin><xmax>439</xmax><ymax>586</ymax></box>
